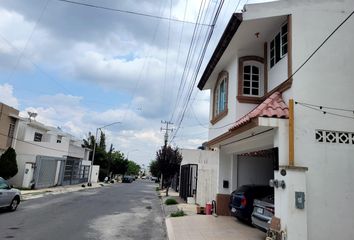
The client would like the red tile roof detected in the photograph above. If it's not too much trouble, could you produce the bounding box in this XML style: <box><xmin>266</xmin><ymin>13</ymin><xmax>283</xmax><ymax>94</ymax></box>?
<box><xmin>229</xmin><ymin>92</ymin><xmax>289</xmax><ymax>131</ymax></box>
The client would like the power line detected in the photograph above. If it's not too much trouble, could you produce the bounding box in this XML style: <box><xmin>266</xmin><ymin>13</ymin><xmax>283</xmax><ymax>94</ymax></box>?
<box><xmin>55</xmin><ymin>0</ymin><xmax>212</xmax><ymax>26</ymax></box>
<box><xmin>6</xmin><ymin>0</ymin><xmax>50</xmax><ymax>83</ymax></box>
<box><xmin>295</xmin><ymin>102</ymin><xmax>354</xmax><ymax>120</ymax></box>
<box><xmin>170</xmin><ymin>0</ymin><xmax>225</xmax><ymax>143</ymax></box>
<box><xmin>172</xmin><ymin>8</ymin><xmax>354</xmax><ymax>144</ymax></box>
<box><xmin>169</xmin><ymin>0</ymin><xmax>207</xmax><ymax>122</ymax></box>
<box><xmin>289</xmin><ymin>10</ymin><xmax>354</xmax><ymax>82</ymax></box>
<box><xmin>295</xmin><ymin>101</ymin><xmax>354</xmax><ymax>113</ymax></box>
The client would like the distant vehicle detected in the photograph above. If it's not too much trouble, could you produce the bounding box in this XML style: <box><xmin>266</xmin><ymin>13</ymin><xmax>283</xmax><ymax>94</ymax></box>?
<box><xmin>0</xmin><ymin>177</ymin><xmax>21</xmax><ymax>211</ymax></box>
<box><xmin>122</xmin><ymin>176</ymin><xmax>134</xmax><ymax>183</ymax></box>
<box><xmin>150</xmin><ymin>176</ymin><xmax>158</xmax><ymax>182</ymax></box>
<box><xmin>141</xmin><ymin>176</ymin><xmax>147</xmax><ymax>179</ymax></box>
<box><xmin>229</xmin><ymin>185</ymin><xmax>273</xmax><ymax>224</ymax></box>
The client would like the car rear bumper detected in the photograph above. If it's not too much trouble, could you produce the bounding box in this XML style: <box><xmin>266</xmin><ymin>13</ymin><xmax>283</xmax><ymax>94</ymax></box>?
<box><xmin>251</xmin><ymin>214</ymin><xmax>270</xmax><ymax>232</ymax></box>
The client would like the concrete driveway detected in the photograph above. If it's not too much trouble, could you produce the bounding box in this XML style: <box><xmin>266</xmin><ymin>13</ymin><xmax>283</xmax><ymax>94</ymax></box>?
<box><xmin>166</xmin><ymin>215</ymin><xmax>265</xmax><ymax>240</ymax></box>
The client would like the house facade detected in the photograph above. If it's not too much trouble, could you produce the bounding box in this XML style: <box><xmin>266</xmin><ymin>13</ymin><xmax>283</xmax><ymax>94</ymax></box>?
<box><xmin>197</xmin><ymin>1</ymin><xmax>354</xmax><ymax>239</ymax></box>
<box><xmin>179</xmin><ymin>149</ymin><xmax>219</xmax><ymax>206</ymax></box>
<box><xmin>0</xmin><ymin>102</ymin><xmax>20</xmax><ymax>154</ymax></box>
<box><xmin>9</xmin><ymin>117</ymin><xmax>93</xmax><ymax>188</ymax></box>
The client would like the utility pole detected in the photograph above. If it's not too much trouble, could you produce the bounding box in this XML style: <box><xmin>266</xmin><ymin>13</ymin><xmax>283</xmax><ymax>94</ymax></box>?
<box><xmin>160</xmin><ymin>120</ymin><xmax>173</xmax><ymax>190</ymax></box>
<box><xmin>160</xmin><ymin>120</ymin><xmax>173</xmax><ymax>146</ymax></box>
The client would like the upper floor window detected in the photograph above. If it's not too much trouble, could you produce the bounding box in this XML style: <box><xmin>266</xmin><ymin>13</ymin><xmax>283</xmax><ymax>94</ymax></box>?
<box><xmin>7</xmin><ymin>123</ymin><xmax>15</xmax><ymax>138</ymax></box>
<box><xmin>243</xmin><ymin>65</ymin><xmax>260</xmax><ymax>96</ymax></box>
<box><xmin>270</xmin><ymin>22</ymin><xmax>288</xmax><ymax>68</ymax></box>
<box><xmin>238</xmin><ymin>56</ymin><xmax>265</xmax><ymax>103</ymax></box>
<box><xmin>34</xmin><ymin>132</ymin><xmax>43</xmax><ymax>142</ymax></box>
<box><xmin>57</xmin><ymin>136</ymin><xmax>62</xmax><ymax>143</ymax></box>
<box><xmin>212</xmin><ymin>71</ymin><xmax>228</xmax><ymax>124</ymax></box>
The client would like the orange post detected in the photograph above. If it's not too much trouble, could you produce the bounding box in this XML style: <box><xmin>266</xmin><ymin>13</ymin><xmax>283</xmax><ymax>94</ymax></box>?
<box><xmin>289</xmin><ymin>99</ymin><xmax>294</xmax><ymax>166</ymax></box>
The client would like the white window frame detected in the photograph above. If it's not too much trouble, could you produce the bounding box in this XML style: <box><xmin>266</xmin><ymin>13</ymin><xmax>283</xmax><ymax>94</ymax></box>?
<box><xmin>242</xmin><ymin>61</ymin><xmax>263</xmax><ymax>97</ymax></box>
<box><xmin>270</xmin><ymin>22</ymin><xmax>288</xmax><ymax>68</ymax></box>
<box><xmin>214</xmin><ymin>78</ymin><xmax>227</xmax><ymax>115</ymax></box>
<box><xmin>213</xmin><ymin>72</ymin><xmax>228</xmax><ymax>118</ymax></box>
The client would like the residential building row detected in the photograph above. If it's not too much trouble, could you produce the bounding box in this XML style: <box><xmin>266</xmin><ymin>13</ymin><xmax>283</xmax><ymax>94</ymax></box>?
<box><xmin>0</xmin><ymin>102</ymin><xmax>99</xmax><ymax>189</ymax></box>
<box><xmin>179</xmin><ymin>1</ymin><xmax>354</xmax><ymax>240</ymax></box>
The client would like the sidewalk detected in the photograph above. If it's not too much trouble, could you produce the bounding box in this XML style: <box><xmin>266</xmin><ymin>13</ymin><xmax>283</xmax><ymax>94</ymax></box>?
<box><xmin>160</xmin><ymin>189</ymin><xmax>265</xmax><ymax>240</ymax></box>
<box><xmin>21</xmin><ymin>182</ymin><xmax>110</xmax><ymax>200</ymax></box>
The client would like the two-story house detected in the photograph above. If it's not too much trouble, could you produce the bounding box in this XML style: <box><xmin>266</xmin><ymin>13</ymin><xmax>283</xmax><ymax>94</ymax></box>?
<box><xmin>9</xmin><ymin>116</ymin><xmax>93</xmax><ymax>189</ymax></box>
<box><xmin>0</xmin><ymin>102</ymin><xmax>20</xmax><ymax>154</ymax></box>
<box><xmin>197</xmin><ymin>1</ymin><xmax>354</xmax><ymax>239</ymax></box>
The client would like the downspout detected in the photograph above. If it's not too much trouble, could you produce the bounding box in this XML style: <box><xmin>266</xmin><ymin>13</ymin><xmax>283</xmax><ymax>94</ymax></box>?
<box><xmin>288</xmin><ymin>99</ymin><xmax>294</xmax><ymax>166</ymax></box>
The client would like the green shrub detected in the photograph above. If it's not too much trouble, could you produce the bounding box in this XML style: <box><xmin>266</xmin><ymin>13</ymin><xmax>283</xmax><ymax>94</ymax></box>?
<box><xmin>0</xmin><ymin>147</ymin><xmax>18</xmax><ymax>180</ymax></box>
<box><xmin>170</xmin><ymin>210</ymin><xmax>185</xmax><ymax>217</ymax></box>
<box><xmin>165</xmin><ymin>198</ymin><xmax>178</xmax><ymax>205</ymax></box>
<box><xmin>155</xmin><ymin>186</ymin><xmax>160</xmax><ymax>191</ymax></box>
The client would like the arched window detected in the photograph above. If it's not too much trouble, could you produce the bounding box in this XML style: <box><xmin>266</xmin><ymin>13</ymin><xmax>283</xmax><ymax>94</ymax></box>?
<box><xmin>243</xmin><ymin>65</ymin><xmax>260</xmax><ymax>96</ymax></box>
<box><xmin>238</xmin><ymin>56</ymin><xmax>265</xmax><ymax>103</ymax></box>
<box><xmin>212</xmin><ymin>71</ymin><xmax>228</xmax><ymax>123</ymax></box>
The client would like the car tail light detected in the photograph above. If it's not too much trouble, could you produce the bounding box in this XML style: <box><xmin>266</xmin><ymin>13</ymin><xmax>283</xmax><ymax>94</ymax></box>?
<box><xmin>265</xmin><ymin>207</ymin><xmax>274</xmax><ymax>213</ymax></box>
<box><xmin>240</xmin><ymin>196</ymin><xmax>247</xmax><ymax>208</ymax></box>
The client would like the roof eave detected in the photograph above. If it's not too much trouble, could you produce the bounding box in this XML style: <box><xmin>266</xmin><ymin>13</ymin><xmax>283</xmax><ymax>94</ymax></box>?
<box><xmin>197</xmin><ymin>13</ymin><xmax>243</xmax><ymax>90</ymax></box>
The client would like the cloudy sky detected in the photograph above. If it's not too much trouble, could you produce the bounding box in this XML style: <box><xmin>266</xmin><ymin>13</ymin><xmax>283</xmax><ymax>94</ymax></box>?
<box><xmin>0</xmin><ymin>0</ymin><xmax>254</xmax><ymax>167</ymax></box>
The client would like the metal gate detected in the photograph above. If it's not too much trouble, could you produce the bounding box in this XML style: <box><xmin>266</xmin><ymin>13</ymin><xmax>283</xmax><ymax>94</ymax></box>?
<box><xmin>62</xmin><ymin>157</ymin><xmax>89</xmax><ymax>185</ymax></box>
<box><xmin>179</xmin><ymin>164</ymin><xmax>198</xmax><ymax>201</ymax></box>
<box><xmin>34</xmin><ymin>156</ymin><xmax>65</xmax><ymax>189</ymax></box>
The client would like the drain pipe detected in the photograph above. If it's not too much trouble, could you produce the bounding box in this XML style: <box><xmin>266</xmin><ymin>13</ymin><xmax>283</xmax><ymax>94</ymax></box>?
<box><xmin>211</xmin><ymin>200</ymin><xmax>218</xmax><ymax>217</ymax></box>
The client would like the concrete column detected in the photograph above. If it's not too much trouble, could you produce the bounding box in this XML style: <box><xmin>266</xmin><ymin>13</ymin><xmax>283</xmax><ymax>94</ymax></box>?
<box><xmin>274</xmin><ymin>166</ymin><xmax>308</xmax><ymax>240</ymax></box>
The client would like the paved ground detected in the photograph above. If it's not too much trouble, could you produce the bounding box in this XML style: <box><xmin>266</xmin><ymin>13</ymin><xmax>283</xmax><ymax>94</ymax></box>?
<box><xmin>166</xmin><ymin>215</ymin><xmax>266</xmax><ymax>240</ymax></box>
<box><xmin>0</xmin><ymin>180</ymin><xmax>166</xmax><ymax>240</ymax></box>
<box><xmin>160</xmin><ymin>189</ymin><xmax>265</xmax><ymax>240</ymax></box>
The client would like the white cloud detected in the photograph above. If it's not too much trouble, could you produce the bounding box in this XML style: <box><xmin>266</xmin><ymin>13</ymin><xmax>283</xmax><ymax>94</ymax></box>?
<box><xmin>0</xmin><ymin>83</ymin><xmax>19</xmax><ymax>108</ymax></box>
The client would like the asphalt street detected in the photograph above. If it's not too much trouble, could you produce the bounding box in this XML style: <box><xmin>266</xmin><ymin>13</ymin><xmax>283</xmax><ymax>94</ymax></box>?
<box><xmin>0</xmin><ymin>180</ymin><xmax>167</xmax><ymax>240</ymax></box>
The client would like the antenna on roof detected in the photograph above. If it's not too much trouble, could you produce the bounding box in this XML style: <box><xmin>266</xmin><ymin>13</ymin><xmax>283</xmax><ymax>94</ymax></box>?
<box><xmin>27</xmin><ymin>111</ymin><xmax>38</xmax><ymax>121</ymax></box>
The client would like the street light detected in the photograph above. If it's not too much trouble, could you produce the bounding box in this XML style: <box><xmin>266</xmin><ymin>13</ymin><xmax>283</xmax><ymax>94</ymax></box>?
<box><xmin>88</xmin><ymin>121</ymin><xmax>122</xmax><ymax>184</ymax></box>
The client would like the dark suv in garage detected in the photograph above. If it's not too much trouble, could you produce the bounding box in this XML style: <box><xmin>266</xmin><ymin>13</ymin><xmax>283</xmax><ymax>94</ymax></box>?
<box><xmin>229</xmin><ymin>185</ymin><xmax>273</xmax><ymax>224</ymax></box>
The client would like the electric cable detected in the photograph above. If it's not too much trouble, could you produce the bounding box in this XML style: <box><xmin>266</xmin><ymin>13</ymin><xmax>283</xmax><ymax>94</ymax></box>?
<box><xmin>55</xmin><ymin>0</ymin><xmax>212</xmax><ymax>26</ymax></box>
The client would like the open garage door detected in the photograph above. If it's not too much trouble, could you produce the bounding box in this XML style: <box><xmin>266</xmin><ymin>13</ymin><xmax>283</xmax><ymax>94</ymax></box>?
<box><xmin>234</xmin><ymin>148</ymin><xmax>278</xmax><ymax>188</ymax></box>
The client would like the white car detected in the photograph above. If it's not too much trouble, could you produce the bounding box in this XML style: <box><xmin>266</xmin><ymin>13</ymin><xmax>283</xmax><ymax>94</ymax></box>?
<box><xmin>0</xmin><ymin>177</ymin><xmax>21</xmax><ymax>211</ymax></box>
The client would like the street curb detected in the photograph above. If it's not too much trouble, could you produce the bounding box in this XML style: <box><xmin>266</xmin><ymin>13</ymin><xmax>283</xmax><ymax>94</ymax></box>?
<box><xmin>165</xmin><ymin>218</ymin><xmax>175</xmax><ymax>240</ymax></box>
<box><xmin>21</xmin><ymin>183</ymin><xmax>112</xmax><ymax>201</ymax></box>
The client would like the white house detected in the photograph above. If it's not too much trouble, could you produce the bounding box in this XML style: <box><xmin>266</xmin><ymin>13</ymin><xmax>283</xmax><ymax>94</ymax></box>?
<box><xmin>9</xmin><ymin>117</ymin><xmax>94</xmax><ymax>188</ymax></box>
<box><xmin>179</xmin><ymin>149</ymin><xmax>218</xmax><ymax>206</ymax></box>
<box><xmin>197</xmin><ymin>0</ymin><xmax>354</xmax><ymax>239</ymax></box>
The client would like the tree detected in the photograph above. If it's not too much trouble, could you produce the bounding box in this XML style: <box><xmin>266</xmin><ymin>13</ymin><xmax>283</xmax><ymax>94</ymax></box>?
<box><xmin>82</xmin><ymin>131</ymin><xmax>109</xmax><ymax>181</ymax></box>
<box><xmin>126</xmin><ymin>161</ymin><xmax>141</xmax><ymax>176</ymax></box>
<box><xmin>111</xmin><ymin>151</ymin><xmax>128</xmax><ymax>176</ymax></box>
<box><xmin>0</xmin><ymin>147</ymin><xmax>18</xmax><ymax>180</ymax></box>
<box><xmin>156</xmin><ymin>145</ymin><xmax>182</xmax><ymax>196</ymax></box>
<box><xmin>149</xmin><ymin>160</ymin><xmax>160</xmax><ymax>178</ymax></box>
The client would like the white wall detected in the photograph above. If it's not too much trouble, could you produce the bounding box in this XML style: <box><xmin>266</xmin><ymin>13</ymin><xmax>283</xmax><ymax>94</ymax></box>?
<box><xmin>236</xmin><ymin>155</ymin><xmax>274</xmax><ymax>188</ymax></box>
<box><xmin>268</xmin><ymin>55</ymin><xmax>288</xmax><ymax>91</ymax></box>
<box><xmin>91</xmin><ymin>165</ymin><xmax>100</xmax><ymax>183</ymax></box>
<box><xmin>180</xmin><ymin>149</ymin><xmax>219</xmax><ymax>206</ymax></box>
<box><xmin>8</xmin><ymin>154</ymin><xmax>36</xmax><ymax>187</ymax></box>
<box><xmin>290</xmin><ymin>3</ymin><xmax>354</xmax><ymax>239</ymax></box>
<box><xmin>217</xmin><ymin>151</ymin><xmax>232</xmax><ymax>194</ymax></box>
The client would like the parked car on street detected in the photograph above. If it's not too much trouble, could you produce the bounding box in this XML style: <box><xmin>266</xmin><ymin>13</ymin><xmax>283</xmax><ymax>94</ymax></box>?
<box><xmin>122</xmin><ymin>176</ymin><xmax>134</xmax><ymax>183</ymax></box>
<box><xmin>229</xmin><ymin>185</ymin><xmax>273</xmax><ymax>224</ymax></box>
<box><xmin>0</xmin><ymin>177</ymin><xmax>21</xmax><ymax>211</ymax></box>
<box><xmin>251</xmin><ymin>194</ymin><xmax>274</xmax><ymax>232</ymax></box>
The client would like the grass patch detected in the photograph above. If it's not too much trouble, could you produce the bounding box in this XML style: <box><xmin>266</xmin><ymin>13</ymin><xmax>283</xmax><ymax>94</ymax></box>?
<box><xmin>165</xmin><ymin>198</ymin><xmax>178</xmax><ymax>205</ymax></box>
<box><xmin>170</xmin><ymin>210</ymin><xmax>185</xmax><ymax>217</ymax></box>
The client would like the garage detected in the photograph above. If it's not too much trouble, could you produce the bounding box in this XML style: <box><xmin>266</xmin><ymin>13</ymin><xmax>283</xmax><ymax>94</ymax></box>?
<box><xmin>232</xmin><ymin>148</ymin><xmax>278</xmax><ymax>189</ymax></box>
